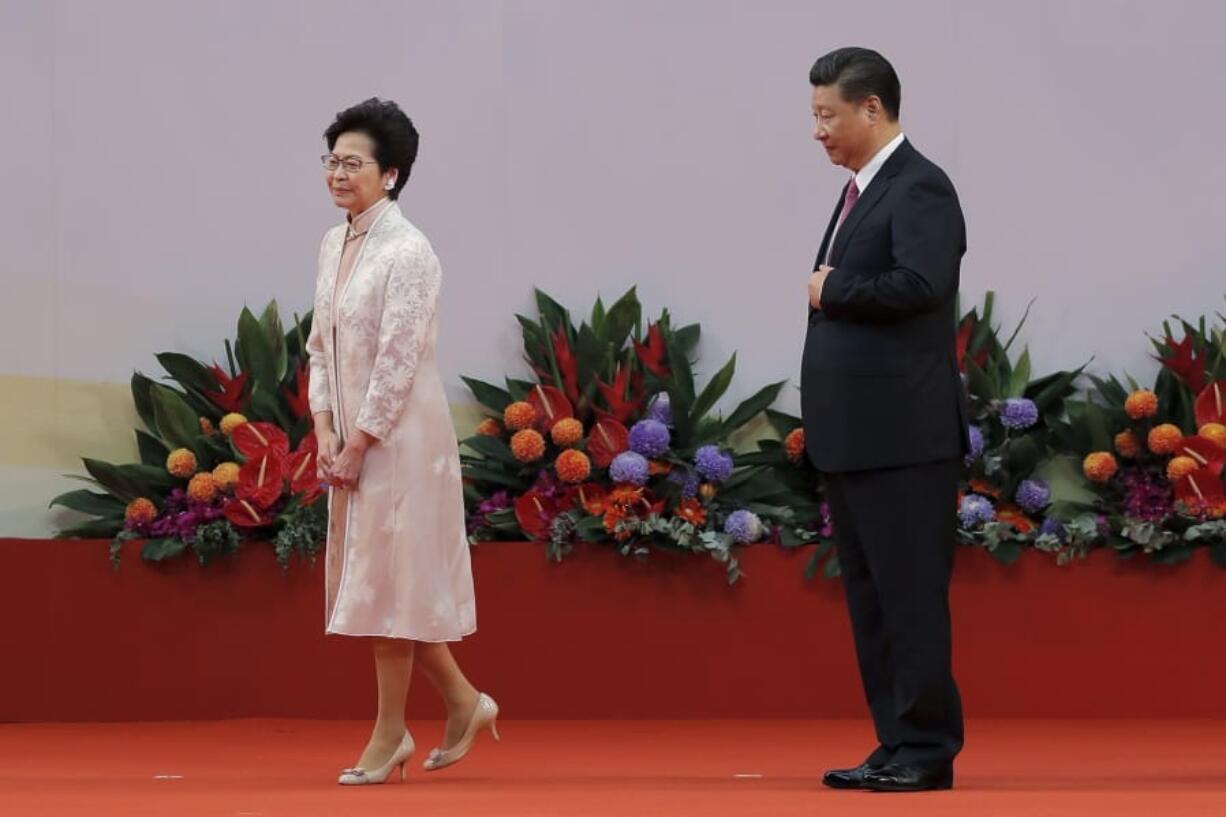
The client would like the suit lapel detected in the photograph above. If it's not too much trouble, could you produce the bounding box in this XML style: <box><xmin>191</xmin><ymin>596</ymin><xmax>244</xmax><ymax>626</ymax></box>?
<box><xmin>828</xmin><ymin>139</ymin><xmax>915</xmax><ymax>266</ymax></box>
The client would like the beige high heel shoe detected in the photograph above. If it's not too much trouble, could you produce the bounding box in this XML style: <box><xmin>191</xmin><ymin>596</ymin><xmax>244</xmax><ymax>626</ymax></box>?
<box><xmin>338</xmin><ymin>732</ymin><xmax>416</xmax><ymax>785</ymax></box>
<box><xmin>423</xmin><ymin>693</ymin><xmax>501</xmax><ymax>772</ymax></box>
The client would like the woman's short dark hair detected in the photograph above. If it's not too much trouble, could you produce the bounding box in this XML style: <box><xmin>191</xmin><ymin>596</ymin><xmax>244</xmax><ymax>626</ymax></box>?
<box><xmin>809</xmin><ymin>47</ymin><xmax>901</xmax><ymax>121</ymax></box>
<box><xmin>324</xmin><ymin>98</ymin><xmax>418</xmax><ymax>200</ymax></box>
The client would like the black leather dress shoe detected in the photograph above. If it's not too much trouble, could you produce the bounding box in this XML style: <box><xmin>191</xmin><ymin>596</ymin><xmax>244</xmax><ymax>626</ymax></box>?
<box><xmin>862</xmin><ymin>764</ymin><xmax>953</xmax><ymax>792</ymax></box>
<box><xmin>821</xmin><ymin>763</ymin><xmax>881</xmax><ymax>789</ymax></box>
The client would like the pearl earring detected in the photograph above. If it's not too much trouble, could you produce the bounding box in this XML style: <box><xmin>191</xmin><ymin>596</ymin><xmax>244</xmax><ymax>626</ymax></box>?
<box><xmin>385</xmin><ymin>181</ymin><xmax>394</xmax><ymax>190</ymax></box>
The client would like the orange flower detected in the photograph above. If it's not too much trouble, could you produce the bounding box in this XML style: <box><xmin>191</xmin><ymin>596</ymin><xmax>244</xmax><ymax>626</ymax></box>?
<box><xmin>503</xmin><ymin>401</ymin><xmax>537</xmax><ymax>432</ymax></box>
<box><xmin>1199</xmin><ymin>422</ymin><xmax>1226</xmax><ymax>450</ymax></box>
<box><xmin>996</xmin><ymin>504</ymin><xmax>1036</xmax><ymax>534</ymax></box>
<box><xmin>969</xmin><ymin>478</ymin><xmax>1002</xmax><ymax>498</ymax></box>
<box><xmin>187</xmin><ymin>472</ymin><xmax>217</xmax><ymax>502</ymax></box>
<box><xmin>1147</xmin><ymin>424</ymin><xmax>1183</xmax><ymax>455</ymax></box>
<box><xmin>199</xmin><ymin>417</ymin><xmax>216</xmax><ymax>436</ymax></box>
<box><xmin>675</xmin><ymin>498</ymin><xmax>707</xmax><ymax>527</ymax></box>
<box><xmin>609</xmin><ymin>485</ymin><xmax>647</xmax><ymax>508</ymax></box>
<box><xmin>577</xmin><ymin>484</ymin><xmax>609</xmax><ymax>515</ymax></box>
<box><xmin>166</xmin><ymin>448</ymin><xmax>198</xmax><ymax>478</ymax></box>
<box><xmin>1083</xmin><ymin>451</ymin><xmax>1118</xmax><ymax>483</ymax></box>
<box><xmin>510</xmin><ymin>429</ymin><xmax>546</xmax><ymax>463</ymax></box>
<box><xmin>550</xmin><ymin>417</ymin><xmax>584</xmax><ymax>447</ymax></box>
<box><xmin>124</xmin><ymin>497</ymin><xmax>157</xmax><ymax>525</ymax></box>
<box><xmin>1114</xmin><ymin>430</ymin><xmax>1141</xmax><ymax>459</ymax></box>
<box><xmin>648</xmin><ymin>459</ymin><xmax>672</xmax><ymax>476</ymax></box>
<box><xmin>784</xmin><ymin>428</ymin><xmax>806</xmax><ymax>463</ymax></box>
<box><xmin>212</xmin><ymin>462</ymin><xmax>241</xmax><ymax>493</ymax></box>
<box><xmin>475</xmin><ymin>418</ymin><xmax>503</xmax><ymax>437</ymax></box>
<box><xmin>1124</xmin><ymin>389</ymin><xmax>1159</xmax><ymax>420</ymax></box>
<box><xmin>699</xmin><ymin>483</ymin><xmax>717</xmax><ymax>501</ymax></box>
<box><xmin>555</xmin><ymin>449</ymin><xmax>592</xmax><ymax>484</ymax></box>
<box><xmin>1167</xmin><ymin>456</ymin><xmax>1199</xmax><ymax>481</ymax></box>
<box><xmin>603</xmin><ymin>506</ymin><xmax>632</xmax><ymax>540</ymax></box>
<box><xmin>219</xmin><ymin>412</ymin><xmax>248</xmax><ymax>436</ymax></box>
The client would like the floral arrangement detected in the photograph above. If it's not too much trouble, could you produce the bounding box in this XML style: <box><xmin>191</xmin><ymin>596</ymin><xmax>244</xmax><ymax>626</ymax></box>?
<box><xmin>50</xmin><ymin>302</ymin><xmax>327</xmax><ymax>567</ymax></box>
<box><xmin>460</xmin><ymin>288</ymin><xmax>786</xmax><ymax>582</ymax></box>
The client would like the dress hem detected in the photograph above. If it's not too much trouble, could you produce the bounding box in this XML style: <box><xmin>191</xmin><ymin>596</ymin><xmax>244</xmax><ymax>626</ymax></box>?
<box><xmin>324</xmin><ymin>626</ymin><xmax>476</xmax><ymax>644</ymax></box>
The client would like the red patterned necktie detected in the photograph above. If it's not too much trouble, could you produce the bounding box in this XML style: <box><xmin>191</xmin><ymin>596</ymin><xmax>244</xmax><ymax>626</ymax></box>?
<box><xmin>836</xmin><ymin>176</ymin><xmax>860</xmax><ymax>229</ymax></box>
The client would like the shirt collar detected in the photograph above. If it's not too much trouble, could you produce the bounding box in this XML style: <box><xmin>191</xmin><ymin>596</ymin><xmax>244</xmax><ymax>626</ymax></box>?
<box><xmin>854</xmin><ymin>132</ymin><xmax>906</xmax><ymax>193</ymax></box>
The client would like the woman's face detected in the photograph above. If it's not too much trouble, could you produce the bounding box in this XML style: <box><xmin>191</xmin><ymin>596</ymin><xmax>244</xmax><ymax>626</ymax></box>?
<box><xmin>324</xmin><ymin>131</ymin><xmax>397</xmax><ymax>215</ymax></box>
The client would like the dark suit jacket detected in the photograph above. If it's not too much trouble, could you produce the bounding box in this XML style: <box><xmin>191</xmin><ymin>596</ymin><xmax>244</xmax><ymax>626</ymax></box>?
<box><xmin>800</xmin><ymin>138</ymin><xmax>970</xmax><ymax>472</ymax></box>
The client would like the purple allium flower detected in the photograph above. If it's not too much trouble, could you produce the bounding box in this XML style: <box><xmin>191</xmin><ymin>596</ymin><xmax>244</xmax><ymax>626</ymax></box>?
<box><xmin>965</xmin><ymin>425</ymin><xmax>985</xmax><ymax>465</ymax></box>
<box><xmin>1120</xmin><ymin>468</ymin><xmax>1174</xmax><ymax>523</ymax></box>
<box><xmin>609</xmin><ymin>451</ymin><xmax>650</xmax><ymax>486</ymax></box>
<box><xmin>1015</xmin><ymin>478</ymin><xmax>1051</xmax><ymax>513</ymax></box>
<box><xmin>694</xmin><ymin>445</ymin><xmax>734</xmax><ymax>483</ymax></box>
<box><xmin>724</xmin><ymin>509</ymin><xmax>764</xmax><ymax>544</ymax></box>
<box><xmin>646</xmin><ymin>392</ymin><xmax>673</xmax><ymax>426</ymax></box>
<box><xmin>1038</xmin><ymin>517</ymin><xmax>1067</xmax><ymax>542</ymax></box>
<box><xmin>667</xmin><ymin>469</ymin><xmax>701</xmax><ymax>498</ymax></box>
<box><xmin>959</xmin><ymin>494</ymin><xmax>996</xmax><ymax>528</ymax></box>
<box><xmin>1000</xmin><ymin>398</ymin><xmax>1040</xmax><ymax>431</ymax></box>
<box><xmin>629</xmin><ymin>419</ymin><xmax>671</xmax><ymax>458</ymax></box>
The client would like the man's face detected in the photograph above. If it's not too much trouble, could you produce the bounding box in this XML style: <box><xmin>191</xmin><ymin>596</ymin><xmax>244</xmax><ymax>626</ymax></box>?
<box><xmin>811</xmin><ymin>84</ymin><xmax>874</xmax><ymax>171</ymax></box>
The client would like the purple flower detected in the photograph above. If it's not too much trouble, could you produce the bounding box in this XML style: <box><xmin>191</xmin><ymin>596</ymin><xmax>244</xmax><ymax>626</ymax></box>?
<box><xmin>959</xmin><ymin>494</ymin><xmax>996</xmax><ymax>528</ymax></box>
<box><xmin>629</xmin><ymin>419</ymin><xmax>671</xmax><ymax>458</ymax></box>
<box><xmin>610</xmin><ymin>451</ymin><xmax>650</xmax><ymax>486</ymax></box>
<box><xmin>1015</xmin><ymin>479</ymin><xmax>1051</xmax><ymax>513</ymax></box>
<box><xmin>965</xmin><ymin>425</ymin><xmax>985</xmax><ymax>465</ymax></box>
<box><xmin>818</xmin><ymin>502</ymin><xmax>834</xmax><ymax>538</ymax></box>
<box><xmin>1000</xmin><ymin>398</ymin><xmax>1039</xmax><ymax>431</ymax></box>
<box><xmin>478</xmin><ymin>490</ymin><xmax>512</xmax><ymax>515</ymax></box>
<box><xmin>1038</xmin><ymin>517</ymin><xmax>1067</xmax><ymax>543</ymax></box>
<box><xmin>667</xmin><ymin>469</ymin><xmax>701</xmax><ymax>498</ymax></box>
<box><xmin>724</xmin><ymin>509</ymin><xmax>764</xmax><ymax>544</ymax></box>
<box><xmin>530</xmin><ymin>469</ymin><xmax>563</xmax><ymax>498</ymax></box>
<box><xmin>694</xmin><ymin>445</ymin><xmax>734</xmax><ymax>483</ymax></box>
<box><xmin>647</xmin><ymin>393</ymin><xmax>673</xmax><ymax>426</ymax></box>
<box><xmin>1121</xmin><ymin>468</ymin><xmax>1174</xmax><ymax>522</ymax></box>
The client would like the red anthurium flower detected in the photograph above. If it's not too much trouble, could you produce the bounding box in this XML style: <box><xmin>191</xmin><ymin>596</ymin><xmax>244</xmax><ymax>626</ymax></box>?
<box><xmin>205</xmin><ymin>365</ymin><xmax>250</xmax><ymax>413</ymax></box>
<box><xmin>236</xmin><ymin>450</ymin><xmax>285</xmax><ymax>509</ymax></box>
<box><xmin>514</xmin><ymin>491</ymin><xmax>557</xmax><ymax>540</ymax></box>
<box><xmin>282</xmin><ymin>362</ymin><xmax>311</xmax><ymax>420</ymax></box>
<box><xmin>232</xmin><ymin>421</ymin><xmax>290</xmax><ymax>460</ymax></box>
<box><xmin>575</xmin><ymin>483</ymin><xmax>609</xmax><ymax>515</ymax></box>
<box><xmin>1194</xmin><ymin>380</ymin><xmax>1226</xmax><ymax>428</ymax></box>
<box><xmin>633</xmin><ymin>323</ymin><xmax>670</xmax><ymax>378</ymax></box>
<box><xmin>1156</xmin><ymin>335</ymin><xmax>1208</xmax><ymax>394</ymax></box>
<box><xmin>551</xmin><ymin>328</ymin><xmax>581</xmax><ymax>405</ymax></box>
<box><xmin>1175</xmin><ymin>435</ymin><xmax>1226</xmax><ymax>478</ymax></box>
<box><xmin>224</xmin><ymin>497</ymin><xmax>275</xmax><ymax>528</ymax></box>
<box><xmin>1174</xmin><ymin>467</ymin><xmax>1226</xmax><ymax>513</ymax></box>
<box><xmin>527</xmin><ymin>384</ymin><xmax>574</xmax><ymax>433</ymax></box>
<box><xmin>287</xmin><ymin>432</ymin><xmax>321</xmax><ymax>495</ymax></box>
<box><xmin>587</xmin><ymin>418</ymin><xmax>630</xmax><ymax>468</ymax></box>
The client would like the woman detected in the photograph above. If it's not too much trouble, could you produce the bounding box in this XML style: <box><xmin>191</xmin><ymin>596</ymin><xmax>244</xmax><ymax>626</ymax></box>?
<box><xmin>306</xmin><ymin>98</ymin><xmax>498</xmax><ymax>785</ymax></box>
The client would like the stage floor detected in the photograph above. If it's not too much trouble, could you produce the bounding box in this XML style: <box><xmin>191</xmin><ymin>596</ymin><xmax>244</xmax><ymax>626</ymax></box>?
<box><xmin>2</xmin><ymin>719</ymin><xmax>1225</xmax><ymax>816</ymax></box>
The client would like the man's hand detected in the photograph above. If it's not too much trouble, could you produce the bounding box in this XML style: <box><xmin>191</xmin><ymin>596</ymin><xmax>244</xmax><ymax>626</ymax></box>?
<box><xmin>809</xmin><ymin>265</ymin><xmax>834</xmax><ymax>309</ymax></box>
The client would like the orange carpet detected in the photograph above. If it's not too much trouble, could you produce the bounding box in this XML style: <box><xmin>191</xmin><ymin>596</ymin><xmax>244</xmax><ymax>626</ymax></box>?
<box><xmin>2</xmin><ymin>719</ymin><xmax>1224</xmax><ymax>816</ymax></box>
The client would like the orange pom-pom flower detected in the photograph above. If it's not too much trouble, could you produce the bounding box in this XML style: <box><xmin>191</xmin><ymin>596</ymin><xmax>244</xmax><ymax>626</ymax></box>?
<box><xmin>784</xmin><ymin>428</ymin><xmax>806</xmax><ymax>463</ymax></box>
<box><xmin>511</xmin><ymin>429</ymin><xmax>546</xmax><ymax>462</ymax></box>
<box><xmin>503</xmin><ymin>401</ymin><xmax>537</xmax><ymax>432</ymax></box>
<box><xmin>555</xmin><ymin>449</ymin><xmax>592</xmax><ymax>483</ymax></box>
<box><xmin>1114</xmin><ymin>430</ymin><xmax>1141</xmax><ymax>459</ymax></box>
<box><xmin>166</xmin><ymin>448</ymin><xmax>198</xmax><ymax>478</ymax></box>
<box><xmin>124</xmin><ymin>497</ymin><xmax>157</xmax><ymax>525</ymax></box>
<box><xmin>551</xmin><ymin>418</ymin><xmax>584</xmax><ymax>448</ymax></box>
<box><xmin>1167</xmin><ymin>456</ymin><xmax>1199</xmax><ymax>481</ymax></box>
<box><xmin>1199</xmin><ymin>422</ymin><xmax>1226</xmax><ymax>450</ymax></box>
<box><xmin>1147</xmin><ymin>424</ymin><xmax>1183</xmax><ymax>455</ymax></box>
<box><xmin>475</xmin><ymin>418</ymin><xmax>503</xmax><ymax>437</ymax></box>
<box><xmin>219</xmin><ymin>412</ymin><xmax>248</xmax><ymax>436</ymax></box>
<box><xmin>1124</xmin><ymin>389</ymin><xmax>1159</xmax><ymax>420</ymax></box>
<box><xmin>188</xmin><ymin>472</ymin><xmax>218</xmax><ymax>502</ymax></box>
<box><xmin>1083</xmin><ymin>451</ymin><xmax>1118</xmax><ymax>483</ymax></box>
<box><xmin>212</xmin><ymin>462</ymin><xmax>241</xmax><ymax>493</ymax></box>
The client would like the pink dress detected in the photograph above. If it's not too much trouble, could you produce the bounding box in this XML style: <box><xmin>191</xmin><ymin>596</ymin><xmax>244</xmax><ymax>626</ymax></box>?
<box><xmin>306</xmin><ymin>199</ymin><xmax>476</xmax><ymax>642</ymax></box>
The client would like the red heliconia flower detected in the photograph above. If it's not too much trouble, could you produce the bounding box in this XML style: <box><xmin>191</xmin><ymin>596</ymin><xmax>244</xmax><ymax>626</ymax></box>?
<box><xmin>287</xmin><ymin>432</ymin><xmax>321</xmax><ymax>495</ymax></box>
<box><xmin>224</xmin><ymin>497</ymin><xmax>275</xmax><ymax>528</ymax></box>
<box><xmin>232</xmin><ymin>421</ymin><xmax>290</xmax><ymax>460</ymax></box>
<box><xmin>514</xmin><ymin>490</ymin><xmax>557</xmax><ymax>540</ymax></box>
<box><xmin>596</xmin><ymin>365</ymin><xmax>646</xmax><ymax>424</ymax></box>
<box><xmin>1157</xmin><ymin>334</ymin><xmax>1208</xmax><ymax>394</ymax></box>
<box><xmin>1194</xmin><ymin>380</ymin><xmax>1226</xmax><ymax>428</ymax></box>
<box><xmin>283</xmin><ymin>362</ymin><xmax>311</xmax><ymax>420</ymax></box>
<box><xmin>955</xmin><ymin>314</ymin><xmax>990</xmax><ymax>374</ymax></box>
<box><xmin>551</xmin><ymin>328</ymin><xmax>581</xmax><ymax>405</ymax></box>
<box><xmin>587</xmin><ymin>418</ymin><xmax>630</xmax><ymax>468</ymax></box>
<box><xmin>527</xmin><ymin>384</ymin><xmax>574</xmax><ymax>433</ymax></box>
<box><xmin>633</xmin><ymin>323</ymin><xmax>670</xmax><ymax>378</ymax></box>
<box><xmin>236</xmin><ymin>450</ymin><xmax>285</xmax><ymax>509</ymax></box>
<box><xmin>205</xmin><ymin>365</ymin><xmax>250</xmax><ymax>413</ymax></box>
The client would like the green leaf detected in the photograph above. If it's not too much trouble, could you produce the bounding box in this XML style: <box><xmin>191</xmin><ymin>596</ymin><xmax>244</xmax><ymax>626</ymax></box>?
<box><xmin>534</xmin><ymin>289</ymin><xmax>572</xmax><ymax>335</ymax></box>
<box><xmin>764</xmin><ymin>408</ymin><xmax>802</xmax><ymax>439</ymax></box>
<box><xmin>461</xmin><ymin>435</ymin><xmax>519</xmax><ymax>466</ymax></box>
<box><xmin>237</xmin><ymin>306</ymin><xmax>278</xmax><ymax>392</ymax></box>
<box><xmin>135</xmin><ymin>429</ymin><xmax>171</xmax><ymax>466</ymax></box>
<box><xmin>601</xmin><ymin>287</ymin><xmax>641</xmax><ymax>351</ymax></box>
<box><xmin>989</xmin><ymin>541</ymin><xmax>1023</xmax><ymax>565</ymax></box>
<box><xmin>151</xmin><ymin>385</ymin><xmax>201</xmax><ymax>449</ymax></box>
<box><xmin>258</xmin><ymin>301</ymin><xmax>289</xmax><ymax>383</ymax></box>
<box><xmin>141</xmin><ymin>538</ymin><xmax>189</xmax><ymax>562</ymax></box>
<box><xmin>49</xmin><ymin>489</ymin><xmax>126</xmax><ymax>517</ymax></box>
<box><xmin>462</xmin><ymin>463</ymin><xmax>528</xmax><ymax>489</ymax></box>
<box><xmin>691</xmin><ymin>354</ymin><xmax>736</xmax><ymax>423</ymax></box>
<box><xmin>1008</xmin><ymin>348</ymin><xmax>1032</xmax><ymax>398</ymax></box>
<box><xmin>131</xmin><ymin>372</ymin><xmax>159</xmax><ymax>434</ymax></box>
<box><xmin>721</xmin><ymin>381</ymin><xmax>786</xmax><ymax>435</ymax></box>
<box><xmin>156</xmin><ymin>353</ymin><xmax>218</xmax><ymax>395</ymax></box>
<box><xmin>505</xmin><ymin>378</ymin><xmax>535</xmax><ymax>401</ymax></box>
<box><xmin>81</xmin><ymin>458</ymin><xmax>148</xmax><ymax>503</ymax></box>
<box><xmin>1210</xmin><ymin>543</ymin><xmax>1226</xmax><ymax>570</ymax></box>
<box><xmin>462</xmin><ymin>377</ymin><xmax>512</xmax><ymax>413</ymax></box>
<box><xmin>56</xmin><ymin>517</ymin><xmax>125</xmax><ymax>538</ymax></box>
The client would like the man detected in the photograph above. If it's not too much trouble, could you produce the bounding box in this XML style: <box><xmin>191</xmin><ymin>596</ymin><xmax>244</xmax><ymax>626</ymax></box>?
<box><xmin>800</xmin><ymin>47</ymin><xmax>970</xmax><ymax>793</ymax></box>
